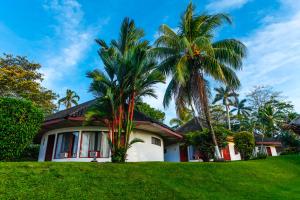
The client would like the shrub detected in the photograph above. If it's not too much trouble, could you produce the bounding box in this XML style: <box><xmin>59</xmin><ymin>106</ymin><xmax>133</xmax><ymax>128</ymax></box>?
<box><xmin>234</xmin><ymin>131</ymin><xmax>255</xmax><ymax>160</ymax></box>
<box><xmin>18</xmin><ymin>144</ymin><xmax>40</xmax><ymax>161</ymax></box>
<box><xmin>252</xmin><ymin>151</ymin><xmax>267</xmax><ymax>160</ymax></box>
<box><xmin>185</xmin><ymin>127</ymin><xmax>229</xmax><ymax>162</ymax></box>
<box><xmin>0</xmin><ymin>98</ymin><xmax>43</xmax><ymax>161</ymax></box>
<box><xmin>280</xmin><ymin>147</ymin><xmax>298</xmax><ymax>155</ymax></box>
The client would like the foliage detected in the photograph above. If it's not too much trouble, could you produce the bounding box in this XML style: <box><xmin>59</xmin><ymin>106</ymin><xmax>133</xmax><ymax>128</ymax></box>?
<box><xmin>154</xmin><ymin>3</ymin><xmax>246</xmax><ymax>158</ymax></box>
<box><xmin>251</xmin><ymin>151</ymin><xmax>267</xmax><ymax>160</ymax></box>
<box><xmin>169</xmin><ymin>107</ymin><xmax>193</xmax><ymax>128</ymax></box>
<box><xmin>185</xmin><ymin>127</ymin><xmax>229</xmax><ymax>162</ymax></box>
<box><xmin>0</xmin><ymin>98</ymin><xmax>43</xmax><ymax>161</ymax></box>
<box><xmin>213</xmin><ymin>86</ymin><xmax>238</xmax><ymax>130</ymax></box>
<box><xmin>58</xmin><ymin>89</ymin><xmax>80</xmax><ymax>109</ymax></box>
<box><xmin>246</xmin><ymin>85</ymin><xmax>282</xmax><ymax>112</ymax></box>
<box><xmin>86</xmin><ymin>18</ymin><xmax>165</xmax><ymax>162</ymax></box>
<box><xmin>231</xmin><ymin>98</ymin><xmax>251</xmax><ymax>117</ymax></box>
<box><xmin>280</xmin><ymin>147</ymin><xmax>299</xmax><ymax>155</ymax></box>
<box><xmin>233</xmin><ymin>131</ymin><xmax>255</xmax><ymax>160</ymax></box>
<box><xmin>136</xmin><ymin>102</ymin><xmax>165</xmax><ymax>122</ymax></box>
<box><xmin>17</xmin><ymin>144</ymin><xmax>40</xmax><ymax>161</ymax></box>
<box><xmin>0</xmin><ymin>54</ymin><xmax>58</xmax><ymax>114</ymax></box>
<box><xmin>280</xmin><ymin>131</ymin><xmax>300</xmax><ymax>151</ymax></box>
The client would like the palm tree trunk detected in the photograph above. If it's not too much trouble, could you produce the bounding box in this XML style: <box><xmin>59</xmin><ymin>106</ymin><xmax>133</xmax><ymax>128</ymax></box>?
<box><xmin>226</xmin><ymin>104</ymin><xmax>231</xmax><ymax>130</ymax></box>
<box><xmin>194</xmin><ymin>72</ymin><xmax>221</xmax><ymax>159</ymax></box>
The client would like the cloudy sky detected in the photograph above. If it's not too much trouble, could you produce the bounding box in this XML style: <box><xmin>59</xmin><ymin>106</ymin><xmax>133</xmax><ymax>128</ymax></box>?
<box><xmin>1</xmin><ymin>0</ymin><xmax>300</xmax><ymax>124</ymax></box>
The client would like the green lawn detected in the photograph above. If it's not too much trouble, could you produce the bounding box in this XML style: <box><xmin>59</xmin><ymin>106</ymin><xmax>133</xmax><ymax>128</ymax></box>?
<box><xmin>1</xmin><ymin>155</ymin><xmax>300</xmax><ymax>200</ymax></box>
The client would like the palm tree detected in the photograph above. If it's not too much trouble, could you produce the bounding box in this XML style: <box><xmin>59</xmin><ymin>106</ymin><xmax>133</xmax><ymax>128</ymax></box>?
<box><xmin>58</xmin><ymin>89</ymin><xmax>80</xmax><ymax>109</ymax></box>
<box><xmin>213</xmin><ymin>86</ymin><xmax>238</xmax><ymax>130</ymax></box>
<box><xmin>169</xmin><ymin>107</ymin><xmax>193</xmax><ymax>128</ymax></box>
<box><xmin>86</xmin><ymin>18</ymin><xmax>165</xmax><ymax>162</ymax></box>
<box><xmin>154</xmin><ymin>3</ymin><xmax>246</xmax><ymax>159</ymax></box>
<box><xmin>231</xmin><ymin>98</ymin><xmax>252</xmax><ymax>117</ymax></box>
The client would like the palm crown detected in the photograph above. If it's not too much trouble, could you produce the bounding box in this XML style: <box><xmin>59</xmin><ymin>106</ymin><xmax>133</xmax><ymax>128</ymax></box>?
<box><xmin>58</xmin><ymin>89</ymin><xmax>80</xmax><ymax>109</ymax></box>
<box><xmin>154</xmin><ymin>3</ymin><xmax>246</xmax><ymax>158</ymax></box>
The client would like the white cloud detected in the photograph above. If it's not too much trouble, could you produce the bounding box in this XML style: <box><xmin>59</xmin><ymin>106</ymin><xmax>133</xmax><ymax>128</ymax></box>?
<box><xmin>206</xmin><ymin>0</ymin><xmax>250</xmax><ymax>12</ymax></box>
<box><xmin>239</xmin><ymin>1</ymin><xmax>300</xmax><ymax>112</ymax></box>
<box><xmin>41</xmin><ymin>0</ymin><xmax>109</xmax><ymax>91</ymax></box>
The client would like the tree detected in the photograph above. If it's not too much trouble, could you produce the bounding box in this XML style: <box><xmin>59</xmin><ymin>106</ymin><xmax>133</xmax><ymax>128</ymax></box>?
<box><xmin>58</xmin><ymin>89</ymin><xmax>80</xmax><ymax>109</ymax></box>
<box><xmin>213</xmin><ymin>86</ymin><xmax>237</xmax><ymax>130</ymax></box>
<box><xmin>154</xmin><ymin>3</ymin><xmax>246</xmax><ymax>159</ymax></box>
<box><xmin>231</xmin><ymin>98</ymin><xmax>251</xmax><ymax>117</ymax></box>
<box><xmin>0</xmin><ymin>54</ymin><xmax>58</xmax><ymax>114</ymax></box>
<box><xmin>169</xmin><ymin>107</ymin><xmax>193</xmax><ymax>128</ymax></box>
<box><xmin>185</xmin><ymin>127</ymin><xmax>230</xmax><ymax>162</ymax></box>
<box><xmin>233</xmin><ymin>131</ymin><xmax>255</xmax><ymax>160</ymax></box>
<box><xmin>0</xmin><ymin>97</ymin><xmax>43</xmax><ymax>161</ymax></box>
<box><xmin>136</xmin><ymin>102</ymin><xmax>165</xmax><ymax>122</ymax></box>
<box><xmin>86</xmin><ymin>18</ymin><xmax>165</xmax><ymax>162</ymax></box>
<box><xmin>246</xmin><ymin>85</ymin><xmax>281</xmax><ymax>112</ymax></box>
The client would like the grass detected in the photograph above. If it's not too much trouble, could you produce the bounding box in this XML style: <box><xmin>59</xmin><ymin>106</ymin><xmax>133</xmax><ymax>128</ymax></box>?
<box><xmin>0</xmin><ymin>155</ymin><xmax>300</xmax><ymax>200</ymax></box>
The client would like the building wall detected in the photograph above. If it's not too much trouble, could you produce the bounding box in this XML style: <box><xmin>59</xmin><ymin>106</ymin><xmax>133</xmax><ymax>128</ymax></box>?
<box><xmin>228</xmin><ymin>142</ymin><xmax>241</xmax><ymax>161</ymax></box>
<box><xmin>126</xmin><ymin>130</ymin><xmax>164</xmax><ymax>162</ymax></box>
<box><xmin>39</xmin><ymin>127</ymin><xmax>164</xmax><ymax>162</ymax></box>
<box><xmin>164</xmin><ymin>143</ymin><xmax>180</xmax><ymax>162</ymax></box>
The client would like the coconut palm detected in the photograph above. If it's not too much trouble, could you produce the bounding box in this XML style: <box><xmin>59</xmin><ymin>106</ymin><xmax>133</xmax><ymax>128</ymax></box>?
<box><xmin>86</xmin><ymin>18</ymin><xmax>165</xmax><ymax>162</ymax></box>
<box><xmin>58</xmin><ymin>89</ymin><xmax>80</xmax><ymax>109</ymax></box>
<box><xmin>213</xmin><ymin>86</ymin><xmax>238</xmax><ymax>130</ymax></box>
<box><xmin>154</xmin><ymin>3</ymin><xmax>246</xmax><ymax>159</ymax></box>
<box><xmin>170</xmin><ymin>107</ymin><xmax>193</xmax><ymax>128</ymax></box>
<box><xmin>231</xmin><ymin>98</ymin><xmax>252</xmax><ymax>117</ymax></box>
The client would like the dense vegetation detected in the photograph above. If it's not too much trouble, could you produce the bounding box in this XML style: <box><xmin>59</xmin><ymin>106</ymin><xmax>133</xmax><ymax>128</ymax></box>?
<box><xmin>0</xmin><ymin>156</ymin><xmax>299</xmax><ymax>199</ymax></box>
<box><xmin>0</xmin><ymin>54</ymin><xmax>57</xmax><ymax>114</ymax></box>
<box><xmin>0</xmin><ymin>98</ymin><xmax>43</xmax><ymax>160</ymax></box>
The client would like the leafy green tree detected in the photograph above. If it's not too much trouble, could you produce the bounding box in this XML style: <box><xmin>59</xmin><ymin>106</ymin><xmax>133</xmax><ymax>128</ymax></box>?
<box><xmin>154</xmin><ymin>3</ymin><xmax>246</xmax><ymax>159</ymax></box>
<box><xmin>0</xmin><ymin>54</ymin><xmax>57</xmax><ymax>114</ymax></box>
<box><xmin>233</xmin><ymin>131</ymin><xmax>255</xmax><ymax>160</ymax></box>
<box><xmin>0</xmin><ymin>97</ymin><xmax>43</xmax><ymax>161</ymax></box>
<box><xmin>231</xmin><ymin>98</ymin><xmax>251</xmax><ymax>117</ymax></box>
<box><xmin>213</xmin><ymin>86</ymin><xmax>238</xmax><ymax>130</ymax></box>
<box><xmin>169</xmin><ymin>107</ymin><xmax>193</xmax><ymax>128</ymax></box>
<box><xmin>136</xmin><ymin>102</ymin><xmax>165</xmax><ymax>122</ymax></box>
<box><xmin>86</xmin><ymin>18</ymin><xmax>165</xmax><ymax>162</ymax></box>
<box><xmin>185</xmin><ymin>127</ymin><xmax>229</xmax><ymax>162</ymax></box>
<box><xmin>58</xmin><ymin>89</ymin><xmax>80</xmax><ymax>109</ymax></box>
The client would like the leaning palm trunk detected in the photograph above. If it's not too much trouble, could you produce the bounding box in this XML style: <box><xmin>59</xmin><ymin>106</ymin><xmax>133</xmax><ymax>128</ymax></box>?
<box><xmin>226</xmin><ymin>104</ymin><xmax>231</xmax><ymax>130</ymax></box>
<box><xmin>193</xmin><ymin>72</ymin><xmax>222</xmax><ymax>159</ymax></box>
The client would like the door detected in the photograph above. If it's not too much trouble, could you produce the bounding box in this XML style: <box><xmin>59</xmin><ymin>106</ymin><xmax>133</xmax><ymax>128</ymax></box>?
<box><xmin>223</xmin><ymin>145</ymin><xmax>231</xmax><ymax>161</ymax></box>
<box><xmin>45</xmin><ymin>135</ymin><xmax>55</xmax><ymax>161</ymax></box>
<box><xmin>266</xmin><ymin>147</ymin><xmax>272</xmax><ymax>156</ymax></box>
<box><xmin>180</xmin><ymin>146</ymin><xmax>188</xmax><ymax>162</ymax></box>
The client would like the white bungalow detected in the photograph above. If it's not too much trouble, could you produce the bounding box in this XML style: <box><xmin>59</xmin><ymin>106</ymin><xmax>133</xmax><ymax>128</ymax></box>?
<box><xmin>37</xmin><ymin>100</ymin><xmax>182</xmax><ymax>162</ymax></box>
<box><xmin>164</xmin><ymin>118</ymin><xmax>281</xmax><ymax>162</ymax></box>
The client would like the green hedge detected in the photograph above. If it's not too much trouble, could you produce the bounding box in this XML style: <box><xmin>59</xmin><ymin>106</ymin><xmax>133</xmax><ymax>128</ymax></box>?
<box><xmin>0</xmin><ymin>98</ymin><xmax>43</xmax><ymax>161</ymax></box>
<box><xmin>234</xmin><ymin>131</ymin><xmax>255</xmax><ymax>160</ymax></box>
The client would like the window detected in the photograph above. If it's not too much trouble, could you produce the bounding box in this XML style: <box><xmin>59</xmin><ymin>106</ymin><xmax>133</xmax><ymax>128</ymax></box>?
<box><xmin>80</xmin><ymin>131</ymin><xmax>110</xmax><ymax>158</ymax></box>
<box><xmin>234</xmin><ymin>146</ymin><xmax>239</xmax><ymax>155</ymax></box>
<box><xmin>151</xmin><ymin>137</ymin><xmax>161</xmax><ymax>146</ymax></box>
<box><xmin>55</xmin><ymin>132</ymin><xmax>79</xmax><ymax>159</ymax></box>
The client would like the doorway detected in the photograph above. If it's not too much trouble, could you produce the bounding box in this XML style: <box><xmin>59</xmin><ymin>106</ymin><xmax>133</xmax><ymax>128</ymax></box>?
<box><xmin>266</xmin><ymin>147</ymin><xmax>272</xmax><ymax>156</ymax></box>
<box><xmin>180</xmin><ymin>145</ymin><xmax>188</xmax><ymax>162</ymax></box>
<box><xmin>45</xmin><ymin>135</ymin><xmax>55</xmax><ymax>161</ymax></box>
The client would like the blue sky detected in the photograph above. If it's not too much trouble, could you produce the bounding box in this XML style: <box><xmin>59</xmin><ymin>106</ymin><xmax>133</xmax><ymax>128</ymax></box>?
<box><xmin>1</xmin><ymin>0</ymin><xmax>300</xmax><ymax>124</ymax></box>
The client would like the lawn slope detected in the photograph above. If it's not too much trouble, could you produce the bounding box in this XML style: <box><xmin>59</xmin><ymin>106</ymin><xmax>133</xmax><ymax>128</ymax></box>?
<box><xmin>1</xmin><ymin>155</ymin><xmax>300</xmax><ymax>200</ymax></box>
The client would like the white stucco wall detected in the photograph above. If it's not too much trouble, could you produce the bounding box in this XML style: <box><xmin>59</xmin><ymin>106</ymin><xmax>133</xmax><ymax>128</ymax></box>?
<box><xmin>39</xmin><ymin>127</ymin><xmax>164</xmax><ymax>162</ymax></box>
<box><xmin>126</xmin><ymin>130</ymin><xmax>164</xmax><ymax>162</ymax></box>
<box><xmin>228</xmin><ymin>142</ymin><xmax>241</xmax><ymax>161</ymax></box>
<box><xmin>164</xmin><ymin>143</ymin><xmax>180</xmax><ymax>162</ymax></box>
<box><xmin>254</xmin><ymin>145</ymin><xmax>278</xmax><ymax>156</ymax></box>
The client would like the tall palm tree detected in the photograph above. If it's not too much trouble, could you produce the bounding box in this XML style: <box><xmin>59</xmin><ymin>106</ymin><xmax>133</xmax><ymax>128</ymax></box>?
<box><xmin>154</xmin><ymin>3</ymin><xmax>246</xmax><ymax>159</ymax></box>
<box><xmin>231</xmin><ymin>98</ymin><xmax>252</xmax><ymax>117</ymax></box>
<box><xmin>169</xmin><ymin>107</ymin><xmax>193</xmax><ymax>128</ymax></box>
<box><xmin>213</xmin><ymin>86</ymin><xmax>238</xmax><ymax>130</ymax></box>
<box><xmin>86</xmin><ymin>18</ymin><xmax>165</xmax><ymax>162</ymax></box>
<box><xmin>58</xmin><ymin>89</ymin><xmax>80</xmax><ymax>109</ymax></box>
